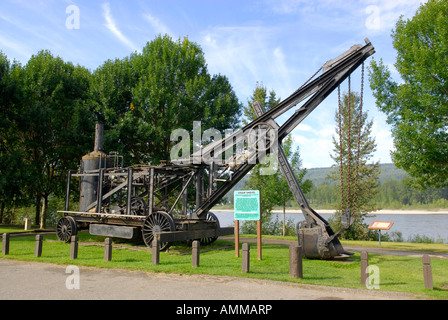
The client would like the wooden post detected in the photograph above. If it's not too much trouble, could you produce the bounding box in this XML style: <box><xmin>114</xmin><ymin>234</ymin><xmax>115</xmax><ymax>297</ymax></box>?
<box><xmin>361</xmin><ymin>251</ymin><xmax>368</xmax><ymax>287</ymax></box>
<box><xmin>242</xmin><ymin>243</ymin><xmax>250</xmax><ymax>273</ymax></box>
<box><xmin>257</xmin><ymin>219</ymin><xmax>262</xmax><ymax>260</ymax></box>
<box><xmin>104</xmin><ymin>238</ymin><xmax>112</xmax><ymax>261</ymax></box>
<box><xmin>152</xmin><ymin>239</ymin><xmax>160</xmax><ymax>265</ymax></box>
<box><xmin>422</xmin><ymin>255</ymin><xmax>433</xmax><ymax>290</ymax></box>
<box><xmin>24</xmin><ymin>218</ymin><xmax>32</xmax><ymax>231</ymax></box>
<box><xmin>2</xmin><ymin>233</ymin><xmax>10</xmax><ymax>255</ymax></box>
<box><xmin>35</xmin><ymin>235</ymin><xmax>43</xmax><ymax>257</ymax></box>
<box><xmin>289</xmin><ymin>245</ymin><xmax>303</xmax><ymax>279</ymax></box>
<box><xmin>235</xmin><ymin>220</ymin><xmax>240</xmax><ymax>257</ymax></box>
<box><xmin>70</xmin><ymin>235</ymin><xmax>79</xmax><ymax>260</ymax></box>
<box><xmin>192</xmin><ymin>240</ymin><xmax>200</xmax><ymax>268</ymax></box>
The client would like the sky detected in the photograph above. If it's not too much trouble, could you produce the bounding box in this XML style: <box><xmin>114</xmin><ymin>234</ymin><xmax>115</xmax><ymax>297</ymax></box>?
<box><xmin>0</xmin><ymin>0</ymin><xmax>428</xmax><ymax>168</ymax></box>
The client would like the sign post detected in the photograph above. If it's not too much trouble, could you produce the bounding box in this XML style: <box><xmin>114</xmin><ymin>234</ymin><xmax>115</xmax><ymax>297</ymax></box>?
<box><xmin>368</xmin><ymin>221</ymin><xmax>394</xmax><ymax>246</ymax></box>
<box><xmin>234</xmin><ymin>220</ymin><xmax>240</xmax><ymax>257</ymax></box>
<box><xmin>234</xmin><ymin>190</ymin><xmax>261</xmax><ymax>260</ymax></box>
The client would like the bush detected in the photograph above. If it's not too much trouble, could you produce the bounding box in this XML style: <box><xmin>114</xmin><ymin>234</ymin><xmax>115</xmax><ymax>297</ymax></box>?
<box><xmin>368</xmin><ymin>230</ymin><xmax>404</xmax><ymax>242</ymax></box>
<box><xmin>241</xmin><ymin>214</ymin><xmax>296</xmax><ymax>236</ymax></box>
<box><xmin>406</xmin><ymin>234</ymin><xmax>447</xmax><ymax>244</ymax></box>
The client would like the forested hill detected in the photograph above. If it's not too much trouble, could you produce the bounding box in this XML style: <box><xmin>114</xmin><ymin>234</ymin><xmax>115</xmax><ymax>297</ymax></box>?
<box><xmin>304</xmin><ymin>163</ymin><xmax>408</xmax><ymax>186</ymax></box>
<box><xmin>304</xmin><ymin>164</ymin><xmax>448</xmax><ymax>209</ymax></box>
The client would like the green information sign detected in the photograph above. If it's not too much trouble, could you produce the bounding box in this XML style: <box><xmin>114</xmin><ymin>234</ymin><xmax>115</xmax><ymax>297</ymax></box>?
<box><xmin>234</xmin><ymin>190</ymin><xmax>260</xmax><ymax>221</ymax></box>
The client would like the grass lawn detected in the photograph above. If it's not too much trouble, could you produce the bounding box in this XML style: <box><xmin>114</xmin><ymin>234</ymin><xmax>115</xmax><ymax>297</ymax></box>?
<box><xmin>1</xmin><ymin>225</ymin><xmax>448</xmax><ymax>300</ymax></box>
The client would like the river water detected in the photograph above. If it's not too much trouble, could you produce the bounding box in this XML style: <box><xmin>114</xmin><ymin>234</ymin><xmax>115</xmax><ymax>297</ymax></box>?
<box><xmin>212</xmin><ymin>210</ymin><xmax>448</xmax><ymax>243</ymax></box>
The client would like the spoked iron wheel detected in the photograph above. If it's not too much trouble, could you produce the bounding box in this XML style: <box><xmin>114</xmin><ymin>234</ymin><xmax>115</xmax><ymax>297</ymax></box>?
<box><xmin>142</xmin><ymin>211</ymin><xmax>176</xmax><ymax>251</ymax></box>
<box><xmin>56</xmin><ymin>216</ymin><xmax>78</xmax><ymax>243</ymax></box>
<box><xmin>199</xmin><ymin>212</ymin><xmax>220</xmax><ymax>246</ymax></box>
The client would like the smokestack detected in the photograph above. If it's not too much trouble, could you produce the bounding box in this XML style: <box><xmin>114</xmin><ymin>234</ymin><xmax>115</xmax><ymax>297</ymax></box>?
<box><xmin>94</xmin><ymin>123</ymin><xmax>104</xmax><ymax>152</ymax></box>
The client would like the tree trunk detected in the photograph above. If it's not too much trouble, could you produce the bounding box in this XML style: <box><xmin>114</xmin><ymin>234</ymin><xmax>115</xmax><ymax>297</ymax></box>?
<box><xmin>11</xmin><ymin>202</ymin><xmax>15</xmax><ymax>224</ymax></box>
<box><xmin>0</xmin><ymin>201</ymin><xmax>4</xmax><ymax>224</ymax></box>
<box><xmin>40</xmin><ymin>194</ymin><xmax>48</xmax><ymax>229</ymax></box>
<box><xmin>282</xmin><ymin>195</ymin><xmax>286</xmax><ymax>237</ymax></box>
<box><xmin>35</xmin><ymin>194</ymin><xmax>41</xmax><ymax>226</ymax></box>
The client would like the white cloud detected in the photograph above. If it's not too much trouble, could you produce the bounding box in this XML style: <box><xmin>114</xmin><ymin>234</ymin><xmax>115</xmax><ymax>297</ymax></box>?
<box><xmin>201</xmin><ymin>25</ymin><xmax>297</xmax><ymax>102</ymax></box>
<box><xmin>371</xmin><ymin>115</ymin><xmax>394</xmax><ymax>164</ymax></box>
<box><xmin>363</xmin><ymin>0</ymin><xmax>429</xmax><ymax>33</ymax></box>
<box><xmin>290</xmin><ymin>113</ymin><xmax>336</xmax><ymax>168</ymax></box>
<box><xmin>267</xmin><ymin>0</ymin><xmax>347</xmax><ymax>15</ymax></box>
<box><xmin>102</xmin><ymin>3</ymin><xmax>138</xmax><ymax>51</ymax></box>
<box><xmin>292</xmin><ymin>132</ymin><xmax>335</xmax><ymax>168</ymax></box>
<box><xmin>265</xmin><ymin>0</ymin><xmax>428</xmax><ymax>34</ymax></box>
<box><xmin>143</xmin><ymin>13</ymin><xmax>172</xmax><ymax>36</ymax></box>
<box><xmin>0</xmin><ymin>34</ymin><xmax>32</xmax><ymax>62</ymax></box>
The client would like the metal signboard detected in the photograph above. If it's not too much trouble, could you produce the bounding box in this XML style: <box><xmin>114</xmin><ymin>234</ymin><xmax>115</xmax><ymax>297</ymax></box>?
<box><xmin>368</xmin><ymin>221</ymin><xmax>394</xmax><ymax>230</ymax></box>
<box><xmin>368</xmin><ymin>221</ymin><xmax>394</xmax><ymax>246</ymax></box>
<box><xmin>234</xmin><ymin>190</ymin><xmax>260</xmax><ymax>221</ymax></box>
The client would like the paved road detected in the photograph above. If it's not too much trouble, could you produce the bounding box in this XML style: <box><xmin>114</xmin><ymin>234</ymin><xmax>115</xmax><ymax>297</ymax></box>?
<box><xmin>0</xmin><ymin>259</ymin><xmax>417</xmax><ymax>301</ymax></box>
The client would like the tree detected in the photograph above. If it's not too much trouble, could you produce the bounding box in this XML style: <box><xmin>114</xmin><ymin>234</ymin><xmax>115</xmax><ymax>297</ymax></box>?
<box><xmin>241</xmin><ymin>83</ymin><xmax>280</xmax><ymax>233</ymax></box>
<box><xmin>368</xmin><ymin>0</ymin><xmax>448</xmax><ymax>189</ymax></box>
<box><xmin>18</xmin><ymin>50</ymin><xmax>94</xmax><ymax>228</ymax></box>
<box><xmin>89</xmin><ymin>55</ymin><xmax>140</xmax><ymax>163</ymax></box>
<box><xmin>274</xmin><ymin>135</ymin><xmax>313</xmax><ymax>236</ymax></box>
<box><xmin>0</xmin><ymin>52</ymin><xmax>29</xmax><ymax>223</ymax></box>
<box><xmin>329</xmin><ymin>92</ymin><xmax>380</xmax><ymax>240</ymax></box>
<box><xmin>91</xmin><ymin>35</ymin><xmax>242</xmax><ymax>165</ymax></box>
<box><xmin>241</xmin><ymin>83</ymin><xmax>311</xmax><ymax>236</ymax></box>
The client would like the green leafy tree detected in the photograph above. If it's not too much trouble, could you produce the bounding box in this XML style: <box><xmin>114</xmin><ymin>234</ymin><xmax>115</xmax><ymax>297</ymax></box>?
<box><xmin>89</xmin><ymin>55</ymin><xmax>140</xmax><ymax>163</ymax></box>
<box><xmin>242</xmin><ymin>83</ymin><xmax>280</xmax><ymax>219</ymax></box>
<box><xmin>368</xmin><ymin>0</ymin><xmax>448</xmax><ymax>189</ymax></box>
<box><xmin>0</xmin><ymin>52</ymin><xmax>29</xmax><ymax>223</ymax></box>
<box><xmin>91</xmin><ymin>35</ymin><xmax>242</xmax><ymax>165</ymax></box>
<box><xmin>274</xmin><ymin>135</ymin><xmax>313</xmax><ymax>236</ymax></box>
<box><xmin>329</xmin><ymin>92</ymin><xmax>380</xmax><ymax>240</ymax></box>
<box><xmin>18</xmin><ymin>50</ymin><xmax>94</xmax><ymax>228</ymax></box>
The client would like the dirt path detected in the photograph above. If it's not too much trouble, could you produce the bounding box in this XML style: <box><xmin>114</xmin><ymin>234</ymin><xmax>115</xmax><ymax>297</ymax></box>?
<box><xmin>0</xmin><ymin>259</ymin><xmax>419</xmax><ymax>301</ymax></box>
<box><xmin>224</xmin><ymin>237</ymin><xmax>448</xmax><ymax>259</ymax></box>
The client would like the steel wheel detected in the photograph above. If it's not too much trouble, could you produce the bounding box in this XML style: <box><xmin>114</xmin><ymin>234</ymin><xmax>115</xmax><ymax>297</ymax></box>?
<box><xmin>56</xmin><ymin>216</ymin><xmax>77</xmax><ymax>243</ymax></box>
<box><xmin>199</xmin><ymin>212</ymin><xmax>220</xmax><ymax>246</ymax></box>
<box><xmin>142</xmin><ymin>211</ymin><xmax>175</xmax><ymax>251</ymax></box>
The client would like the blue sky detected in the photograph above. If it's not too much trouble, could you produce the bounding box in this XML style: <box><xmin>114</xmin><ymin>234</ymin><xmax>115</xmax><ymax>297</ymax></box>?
<box><xmin>0</xmin><ymin>0</ymin><xmax>427</xmax><ymax>168</ymax></box>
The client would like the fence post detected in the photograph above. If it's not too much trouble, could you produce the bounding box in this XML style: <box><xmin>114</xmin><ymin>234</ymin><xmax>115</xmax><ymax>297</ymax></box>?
<box><xmin>2</xmin><ymin>233</ymin><xmax>10</xmax><ymax>255</ymax></box>
<box><xmin>361</xmin><ymin>251</ymin><xmax>368</xmax><ymax>287</ymax></box>
<box><xmin>289</xmin><ymin>245</ymin><xmax>303</xmax><ymax>279</ymax></box>
<box><xmin>242</xmin><ymin>243</ymin><xmax>250</xmax><ymax>273</ymax></box>
<box><xmin>192</xmin><ymin>240</ymin><xmax>200</xmax><ymax>268</ymax></box>
<box><xmin>422</xmin><ymin>255</ymin><xmax>433</xmax><ymax>290</ymax></box>
<box><xmin>24</xmin><ymin>218</ymin><xmax>32</xmax><ymax>231</ymax></box>
<box><xmin>35</xmin><ymin>235</ymin><xmax>43</xmax><ymax>257</ymax></box>
<box><xmin>70</xmin><ymin>235</ymin><xmax>79</xmax><ymax>260</ymax></box>
<box><xmin>104</xmin><ymin>238</ymin><xmax>112</xmax><ymax>261</ymax></box>
<box><xmin>152</xmin><ymin>239</ymin><xmax>160</xmax><ymax>265</ymax></box>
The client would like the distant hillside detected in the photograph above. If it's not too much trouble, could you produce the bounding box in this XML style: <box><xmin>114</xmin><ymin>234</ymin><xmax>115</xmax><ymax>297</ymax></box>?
<box><xmin>304</xmin><ymin>163</ymin><xmax>408</xmax><ymax>186</ymax></box>
<box><xmin>222</xmin><ymin>163</ymin><xmax>408</xmax><ymax>202</ymax></box>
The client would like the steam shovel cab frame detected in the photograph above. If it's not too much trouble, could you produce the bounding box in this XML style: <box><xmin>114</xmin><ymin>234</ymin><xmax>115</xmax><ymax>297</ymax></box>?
<box><xmin>57</xmin><ymin>124</ymin><xmax>233</xmax><ymax>251</ymax></box>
